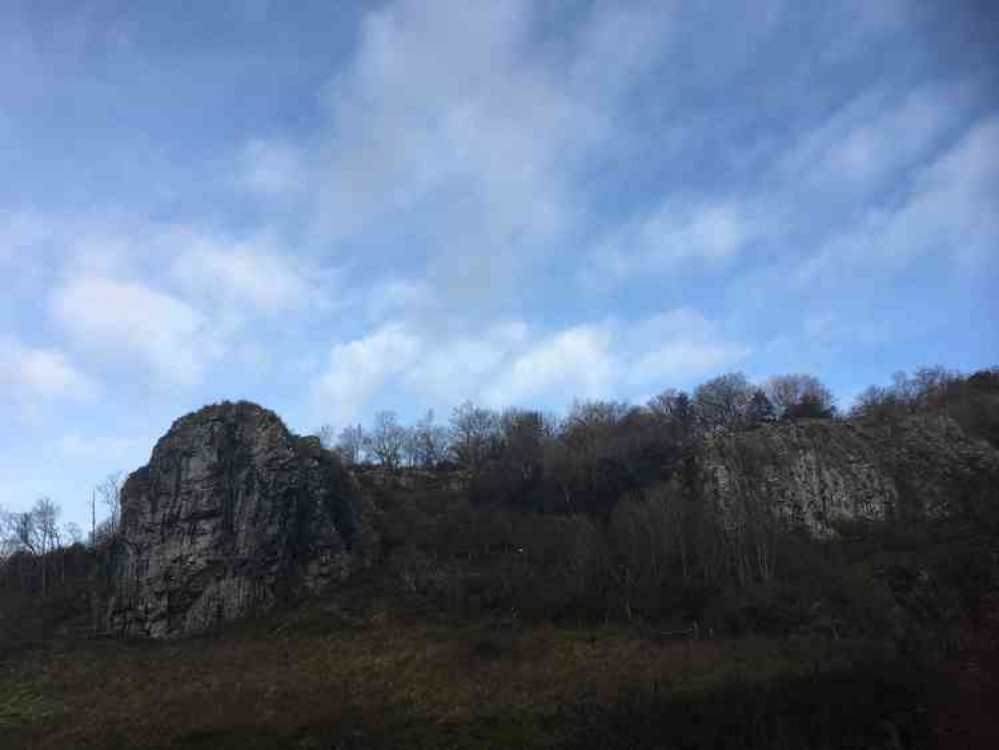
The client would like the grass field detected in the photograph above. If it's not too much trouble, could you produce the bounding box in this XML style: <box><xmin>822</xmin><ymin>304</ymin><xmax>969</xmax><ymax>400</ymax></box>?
<box><xmin>0</xmin><ymin>598</ymin><xmax>939</xmax><ymax>750</ymax></box>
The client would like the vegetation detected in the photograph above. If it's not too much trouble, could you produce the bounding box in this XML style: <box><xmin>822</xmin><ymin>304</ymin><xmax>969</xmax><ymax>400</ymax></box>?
<box><xmin>1</xmin><ymin>364</ymin><xmax>997</xmax><ymax>747</ymax></box>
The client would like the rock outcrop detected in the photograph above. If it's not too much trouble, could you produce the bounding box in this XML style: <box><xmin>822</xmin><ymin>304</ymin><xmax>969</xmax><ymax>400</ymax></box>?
<box><xmin>694</xmin><ymin>414</ymin><xmax>999</xmax><ymax>536</ymax></box>
<box><xmin>105</xmin><ymin>401</ymin><xmax>373</xmax><ymax>638</ymax></box>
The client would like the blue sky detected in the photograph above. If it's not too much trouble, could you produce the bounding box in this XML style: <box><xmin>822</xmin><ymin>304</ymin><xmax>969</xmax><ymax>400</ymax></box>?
<box><xmin>2</xmin><ymin>0</ymin><xmax>997</xmax><ymax>528</ymax></box>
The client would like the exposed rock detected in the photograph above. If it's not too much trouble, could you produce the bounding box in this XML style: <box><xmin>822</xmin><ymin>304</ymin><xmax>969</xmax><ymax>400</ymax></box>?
<box><xmin>694</xmin><ymin>414</ymin><xmax>999</xmax><ymax>536</ymax></box>
<box><xmin>105</xmin><ymin>401</ymin><xmax>374</xmax><ymax>638</ymax></box>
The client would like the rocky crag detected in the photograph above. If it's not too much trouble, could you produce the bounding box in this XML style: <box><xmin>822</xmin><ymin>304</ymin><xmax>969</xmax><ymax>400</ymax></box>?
<box><xmin>104</xmin><ymin>399</ymin><xmax>998</xmax><ymax>638</ymax></box>
<box><xmin>695</xmin><ymin>414</ymin><xmax>999</xmax><ymax>536</ymax></box>
<box><xmin>104</xmin><ymin>401</ymin><xmax>374</xmax><ymax>638</ymax></box>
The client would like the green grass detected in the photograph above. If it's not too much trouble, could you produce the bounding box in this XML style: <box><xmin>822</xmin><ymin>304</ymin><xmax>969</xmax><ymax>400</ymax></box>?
<box><xmin>0</xmin><ymin>681</ymin><xmax>64</xmax><ymax>729</ymax></box>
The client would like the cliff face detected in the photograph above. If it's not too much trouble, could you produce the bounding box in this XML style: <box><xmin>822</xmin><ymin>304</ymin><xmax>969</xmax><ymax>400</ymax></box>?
<box><xmin>104</xmin><ymin>398</ymin><xmax>999</xmax><ymax>638</ymax></box>
<box><xmin>694</xmin><ymin>414</ymin><xmax>999</xmax><ymax>536</ymax></box>
<box><xmin>105</xmin><ymin>401</ymin><xmax>373</xmax><ymax>638</ymax></box>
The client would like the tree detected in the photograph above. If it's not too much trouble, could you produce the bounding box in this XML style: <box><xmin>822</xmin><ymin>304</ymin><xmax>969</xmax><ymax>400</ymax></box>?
<box><xmin>364</xmin><ymin>411</ymin><xmax>407</xmax><ymax>469</ymax></box>
<box><xmin>92</xmin><ymin>472</ymin><xmax>123</xmax><ymax>543</ymax></box>
<box><xmin>765</xmin><ymin>374</ymin><xmax>836</xmax><ymax>420</ymax></box>
<box><xmin>33</xmin><ymin>498</ymin><xmax>60</xmax><ymax>553</ymax></box>
<box><xmin>336</xmin><ymin>424</ymin><xmax>366</xmax><ymax>464</ymax></box>
<box><xmin>786</xmin><ymin>392</ymin><xmax>836</xmax><ymax>420</ymax></box>
<box><xmin>694</xmin><ymin>372</ymin><xmax>754</xmax><ymax>431</ymax></box>
<box><xmin>499</xmin><ymin>409</ymin><xmax>548</xmax><ymax>482</ymax></box>
<box><xmin>851</xmin><ymin>385</ymin><xmax>892</xmax><ymax>419</ymax></box>
<box><xmin>449</xmin><ymin>401</ymin><xmax>500</xmax><ymax>470</ymax></box>
<box><xmin>0</xmin><ymin>505</ymin><xmax>19</xmax><ymax>559</ymax></box>
<box><xmin>746</xmin><ymin>389</ymin><xmax>777</xmax><ymax>425</ymax></box>
<box><xmin>29</xmin><ymin>497</ymin><xmax>60</xmax><ymax>595</ymax></box>
<box><xmin>648</xmin><ymin>388</ymin><xmax>695</xmax><ymax>425</ymax></box>
<box><xmin>406</xmin><ymin>410</ymin><xmax>450</xmax><ymax>468</ymax></box>
<box><xmin>315</xmin><ymin>424</ymin><xmax>336</xmax><ymax>450</ymax></box>
<box><xmin>64</xmin><ymin>522</ymin><xmax>84</xmax><ymax>545</ymax></box>
<box><xmin>0</xmin><ymin>506</ymin><xmax>36</xmax><ymax>595</ymax></box>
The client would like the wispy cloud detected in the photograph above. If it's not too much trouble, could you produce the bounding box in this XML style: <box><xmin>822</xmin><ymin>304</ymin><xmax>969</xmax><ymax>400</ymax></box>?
<box><xmin>50</xmin><ymin>274</ymin><xmax>222</xmax><ymax>386</ymax></box>
<box><xmin>56</xmin><ymin>433</ymin><xmax>137</xmax><ymax>456</ymax></box>
<box><xmin>796</xmin><ymin>113</ymin><xmax>999</xmax><ymax>286</ymax></box>
<box><xmin>582</xmin><ymin>198</ymin><xmax>762</xmax><ymax>288</ymax></box>
<box><xmin>311</xmin><ymin>307</ymin><xmax>746</xmax><ymax>427</ymax></box>
<box><xmin>238</xmin><ymin>138</ymin><xmax>306</xmax><ymax>195</ymax></box>
<box><xmin>170</xmin><ymin>239</ymin><xmax>317</xmax><ymax>314</ymax></box>
<box><xmin>1</xmin><ymin>0</ymin><xmax>996</xmax><ymax>527</ymax></box>
<box><xmin>776</xmin><ymin>80</ymin><xmax>978</xmax><ymax>194</ymax></box>
<box><xmin>0</xmin><ymin>336</ymin><xmax>96</xmax><ymax>404</ymax></box>
<box><xmin>237</xmin><ymin>1</ymin><xmax>674</xmax><ymax>319</ymax></box>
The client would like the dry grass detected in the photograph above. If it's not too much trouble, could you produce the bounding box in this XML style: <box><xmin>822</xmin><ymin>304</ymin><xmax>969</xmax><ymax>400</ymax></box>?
<box><xmin>0</xmin><ymin>607</ymin><xmax>894</xmax><ymax>749</ymax></box>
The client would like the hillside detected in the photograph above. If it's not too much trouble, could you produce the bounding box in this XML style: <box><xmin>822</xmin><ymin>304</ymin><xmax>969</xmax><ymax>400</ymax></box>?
<box><xmin>2</xmin><ymin>368</ymin><xmax>998</xmax><ymax>747</ymax></box>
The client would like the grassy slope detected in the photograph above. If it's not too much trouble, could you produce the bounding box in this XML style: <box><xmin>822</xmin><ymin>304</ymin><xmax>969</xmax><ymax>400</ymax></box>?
<box><xmin>0</xmin><ymin>592</ymin><xmax>936</xmax><ymax>750</ymax></box>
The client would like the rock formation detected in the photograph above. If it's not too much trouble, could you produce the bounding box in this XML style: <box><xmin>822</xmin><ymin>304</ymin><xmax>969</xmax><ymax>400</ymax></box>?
<box><xmin>103</xmin><ymin>397</ymin><xmax>999</xmax><ymax>638</ymax></box>
<box><xmin>105</xmin><ymin>401</ymin><xmax>373</xmax><ymax>638</ymax></box>
<box><xmin>694</xmin><ymin>414</ymin><xmax>999</xmax><ymax>536</ymax></box>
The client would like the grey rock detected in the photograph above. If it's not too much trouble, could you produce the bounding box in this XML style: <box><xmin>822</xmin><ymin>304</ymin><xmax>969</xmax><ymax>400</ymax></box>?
<box><xmin>694</xmin><ymin>414</ymin><xmax>999</xmax><ymax>536</ymax></box>
<box><xmin>105</xmin><ymin>401</ymin><xmax>374</xmax><ymax>638</ymax></box>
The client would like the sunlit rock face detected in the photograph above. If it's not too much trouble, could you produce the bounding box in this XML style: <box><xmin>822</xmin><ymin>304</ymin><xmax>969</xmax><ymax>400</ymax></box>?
<box><xmin>695</xmin><ymin>415</ymin><xmax>999</xmax><ymax>536</ymax></box>
<box><xmin>105</xmin><ymin>401</ymin><xmax>373</xmax><ymax>638</ymax></box>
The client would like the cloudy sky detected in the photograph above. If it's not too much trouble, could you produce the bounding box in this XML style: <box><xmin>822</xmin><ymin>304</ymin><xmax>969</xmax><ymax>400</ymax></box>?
<box><xmin>2</xmin><ymin>0</ymin><xmax>997</xmax><ymax>527</ymax></box>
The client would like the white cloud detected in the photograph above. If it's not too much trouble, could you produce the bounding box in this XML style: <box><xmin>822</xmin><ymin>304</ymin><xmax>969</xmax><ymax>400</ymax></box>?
<box><xmin>311</xmin><ymin>308</ymin><xmax>746</xmax><ymax>426</ymax></box>
<box><xmin>777</xmin><ymin>81</ymin><xmax>975</xmax><ymax>193</ymax></box>
<box><xmin>482</xmin><ymin>324</ymin><xmax>614</xmax><ymax>407</ymax></box>
<box><xmin>796</xmin><ymin>113</ymin><xmax>999</xmax><ymax>285</ymax></box>
<box><xmin>624</xmin><ymin>308</ymin><xmax>751</xmax><ymax>384</ymax></box>
<box><xmin>311</xmin><ymin>324</ymin><xmax>423</xmax><ymax>426</ymax></box>
<box><xmin>583</xmin><ymin>199</ymin><xmax>760</xmax><ymax>287</ymax></box>
<box><xmin>230</xmin><ymin>0</ymin><xmax>673</xmax><ymax>319</ymax></box>
<box><xmin>171</xmin><ymin>240</ymin><xmax>312</xmax><ymax>314</ymax></box>
<box><xmin>0</xmin><ymin>336</ymin><xmax>96</xmax><ymax>402</ymax></box>
<box><xmin>364</xmin><ymin>278</ymin><xmax>431</xmax><ymax>322</ymax></box>
<box><xmin>50</xmin><ymin>275</ymin><xmax>222</xmax><ymax>385</ymax></box>
<box><xmin>402</xmin><ymin>321</ymin><xmax>528</xmax><ymax>404</ymax></box>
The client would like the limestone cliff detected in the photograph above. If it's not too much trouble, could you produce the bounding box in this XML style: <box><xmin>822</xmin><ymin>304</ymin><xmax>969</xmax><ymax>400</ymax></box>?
<box><xmin>105</xmin><ymin>401</ymin><xmax>373</xmax><ymax>638</ymax></box>
<box><xmin>694</xmin><ymin>414</ymin><xmax>999</xmax><ymax>536</ymax></box>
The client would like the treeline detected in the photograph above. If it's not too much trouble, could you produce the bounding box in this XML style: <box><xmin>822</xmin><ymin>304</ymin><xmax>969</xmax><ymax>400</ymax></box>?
<box><xmin>0</xmin><ymin>473</ymin><xmax>121</xmax><ymax>600</ymax></box>
<box><xmin>357</xmin><ymin>365</ymin><xmax>998</xmax><ymax>648</ymax></box>
<box><xmin>320</xmin><ymin>366</ymin><xmax>998</xmax><ymax>514</ymax></box>
<box><xmin>2</xmin><ymin>364</ymin><xmax>995</xmax><ymax>645</ymax></box>
<box><xmin>319</xmin><ymin>371</ymin><xmax>841</xmax><ymax>513</ymax></box>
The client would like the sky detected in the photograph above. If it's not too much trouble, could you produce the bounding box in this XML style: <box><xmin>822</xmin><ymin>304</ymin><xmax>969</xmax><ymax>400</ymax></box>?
<box><xmin>1</xmin><ymin>0</ymin><xmax>997</xmax><ymax>528</ymax></box>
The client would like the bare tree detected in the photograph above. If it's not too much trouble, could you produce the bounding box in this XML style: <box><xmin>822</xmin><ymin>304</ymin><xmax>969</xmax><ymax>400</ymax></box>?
<box><xmin>64</xmin><ymin>522</ymin><xmax>84</xmax><ymax>545</ymax></box>
<box><xmin>0</xmin><ymin>505</ymin><xmax>18</xmax><ymax>560</ymax></box>
<box><xmin>92</xmin><ymin>472</ymin><xmax>123</xmax><ymax>543</ymax></box>
<box><xmin>364</xmin><ymin>411</ymin><xmax>407</xmax><ymax>469</ymax></box>
<box><xmin>694</xmin><ymin>372</ymin><xmax>754</xmax><ymax>431</ymax></box>
<box><xmin>315</xmin><ymin>424</ymin><xmax>336</xmax><ymax>450</ymax></box>
<box><xmin>29</xmin><ymin>497</ymin><xmax>60</xmax><ymax>594</ymax></box>
<box><xmin>648</xmin><ymin>389</ymin><xmax>695</xmax><ymax>431</ymax></box>
<box><xmin>0</xmin><ymin>506</ymin><xmax>35</xmax><ymax>595</ymax></box>
<box><xmin>746</xmin><ymin>388</ymin><xmax>776</xmax><ymax>425</ymax></box>
<box><xmin>499</xmin><ymin>409</ymin><xmax>548</xmax><ymax>483</ymax></box>
<box><xmin>851</xmin><ymin>384</ymin><xmax>891</xmax><ymax>419</ymax></box>
<box><xmin>449</xmin><ymin>401</ymin><xmax>500</xmax><ymax>470</ymax></box>
<box><xmin>12</xmin><ymin>508</ymin><xmax>38</xmax><ymax>555</ymax></box>
<box><xmin>407</xmin><ymin>410</ymin><xmax>450</xmax><ymax>468</ymax></box>
<box><xmin>765</xmin><ymin>374</ymin><xmax>836</xmax><ymax>420</ymax></box>
<box><xmin>336</xmin><ymin>424</ymin><xmax>366</xmax><ymax>465</ymax></box>
<box><xmin>34</xmin><ymin>498</ymin><xmax>60</xmax><ymax>552</ymax></box>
